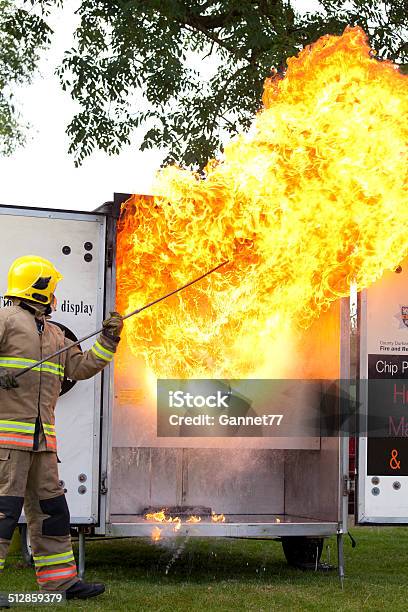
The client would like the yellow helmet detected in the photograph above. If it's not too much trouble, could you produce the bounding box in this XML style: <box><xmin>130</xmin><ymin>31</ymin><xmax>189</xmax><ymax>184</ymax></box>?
<box><xmin>6</xmin><ymin>255</ymin><xmax>63</xmax><ymax>305</ymax></box>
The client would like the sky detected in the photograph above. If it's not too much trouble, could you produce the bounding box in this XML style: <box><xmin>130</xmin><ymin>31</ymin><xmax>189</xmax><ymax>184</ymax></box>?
<box><xmin>0</xmin><ymin>0</ymin><xmax>321</xmax><ymax>211</ymax></box>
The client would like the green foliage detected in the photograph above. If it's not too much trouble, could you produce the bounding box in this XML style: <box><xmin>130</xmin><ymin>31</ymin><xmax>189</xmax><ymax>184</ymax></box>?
<box><xmin>57</xmin><ymin>0</ymin><xmax>346</xmax><ymax>167</ymax></box>
<box><xmin>56</xmin><ymin>0</ymin><xmax>408</xmax><ymax>167</ymax></box>
<box><xmin>1</xmin><ymin>1</ymin><xmax>407</xmax><ymax>165</ymax></box>
<box><xmin>0</xmin><ymin>0</ymin><xmax>53</xmax><ymax>155</ymax></box>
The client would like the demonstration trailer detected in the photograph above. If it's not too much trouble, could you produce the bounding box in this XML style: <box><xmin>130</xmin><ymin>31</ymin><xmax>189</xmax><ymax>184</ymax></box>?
<box><xmin>0</xmin><ymin>197</ymin><xmax>351</xmax><ymax>577</ymax></box>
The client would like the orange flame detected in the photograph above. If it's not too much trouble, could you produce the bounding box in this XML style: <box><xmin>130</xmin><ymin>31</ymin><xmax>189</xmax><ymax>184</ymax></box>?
<box><xmin>186</xmin><ymin>515</ymin><xmax>202</xmax><ymax>523</ymax></box>
<box><xmin>117</xmin><ymin>27</ymin><xmax>407</xmax><ymax>379</ymax></box>
<box><xmin>151</xmin><ymin>526</ymin><xmax>161</xmax><ymax>542</ymax></box>
<box><xmin>144</xmin><ymin>510</ymin><xmax>190</xmax><ymax>530</ymax></box>
<box><xmin>145</xmin><ymin>510</ymin><xmax>180</xmax><ymax>524</ymax></box>
<box><xmin>145</xmin><ymin>510</ymin><xmax>169</xmax><ymax>522</ymax></box>
<box><xmin>145</xmin><ymin>509</ymin><xmax>222</xmax><ymax>525</ymax></box>
<box><xmin>211</xmin><ymin>512</ymin><xmax>225</xmax><ymax>523</ymax></box>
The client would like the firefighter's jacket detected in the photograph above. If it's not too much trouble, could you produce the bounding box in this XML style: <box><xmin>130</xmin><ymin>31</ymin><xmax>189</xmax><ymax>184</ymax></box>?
<box><xmin>0</xmin><ymin>304</ymin><xmax>118</xmax><ymax>452</ymax></box>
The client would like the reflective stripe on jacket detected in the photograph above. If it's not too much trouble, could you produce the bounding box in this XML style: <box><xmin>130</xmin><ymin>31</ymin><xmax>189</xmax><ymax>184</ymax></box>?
<box><xmin>0</xmin><ymin>305</ymin><xmax>119</xmax><ymax>452</ymax></box>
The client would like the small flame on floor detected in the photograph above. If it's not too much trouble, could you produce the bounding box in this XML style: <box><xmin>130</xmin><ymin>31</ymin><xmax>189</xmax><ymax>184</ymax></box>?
<box><xmin>145</xmin><ymin>509</ymin><xmax>225</xmax><ymax>539</ymax></box>
<box><xmin>275</xmin><ymin>517</ymin><xmax>281</xmax><ymax>523</ymax></box>
<box><xmin>145</xmin><ymin>510</ymin><xmax>182</xmax><ymax>524</ymax></box>
<box><xmin>145</xmin><ymin>510</ymin><xmax>173</xmax><ymax>522</ymax></box>
<box><xmin>186</xmin><ymin>515</ymin><xmax>201</xmax><ymax>523</ymax></box>
<box><xmin>211</xmin><ymin>512</ymin><xmax>225</xmax><ymax>523</ymax></box>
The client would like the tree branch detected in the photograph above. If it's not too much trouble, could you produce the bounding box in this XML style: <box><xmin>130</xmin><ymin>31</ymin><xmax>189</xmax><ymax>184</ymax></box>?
<box><xmin>186</xmin><ymin>9</ymin><xmax>244</xmax><ymax>30</ymax></box>
<box><xmin>176</xmin><ymin>18</ymin><xmax>251</xmax><ymax>63</ymax></box>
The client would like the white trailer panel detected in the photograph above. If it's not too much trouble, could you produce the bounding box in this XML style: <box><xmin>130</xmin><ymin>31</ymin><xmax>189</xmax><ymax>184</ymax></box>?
<box><xmin>0</xmin><ymin>205</ymin><xmax>106</xmax><ymax>523</ymax></box>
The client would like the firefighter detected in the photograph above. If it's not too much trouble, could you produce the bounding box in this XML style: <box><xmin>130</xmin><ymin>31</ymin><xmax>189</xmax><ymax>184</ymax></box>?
<box><xmin>0</xmin><ymin>255</ymin><xmax>123</xmax><ymax>600</ymax></box>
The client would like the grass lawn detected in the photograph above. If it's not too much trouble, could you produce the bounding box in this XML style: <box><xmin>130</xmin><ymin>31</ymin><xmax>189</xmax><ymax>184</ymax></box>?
<box><xmin>1</xmin><ymin>526</ymin><xmax>407</xmax><ymax>611</ymax></box>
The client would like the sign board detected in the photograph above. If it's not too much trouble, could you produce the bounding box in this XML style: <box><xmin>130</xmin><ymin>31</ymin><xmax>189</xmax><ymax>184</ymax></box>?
<box><xmin>358</xmin><ymin>262</ymin><xmax>408</xmax><ymax>522</ymax></box>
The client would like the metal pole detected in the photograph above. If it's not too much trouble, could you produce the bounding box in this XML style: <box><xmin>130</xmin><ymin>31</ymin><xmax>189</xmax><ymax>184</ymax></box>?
<box><xmin>337</xmin><ymin>532</ymin><xmax>345</xmax><ymax>588</ymax></box>
<box><xmin>14</xmin><ymin>260</ymin><xmax>228</xmax><ymax>379</ymax></box>
<box><xmin>78</xmin><ymin>528</ymin><xmax>86</xmax><ymax>580</ymax></box>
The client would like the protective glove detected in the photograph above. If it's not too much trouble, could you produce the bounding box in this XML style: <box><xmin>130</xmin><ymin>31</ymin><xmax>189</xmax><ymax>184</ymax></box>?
<box><xmin>0</xmin><ymin>371</ymin><xmax>19</xmax><ymax>390</ymax></box>
<box><xmin>102</xmin><ymin>311</ymin><xmax>124</xmax><ymax>341</ymax></box>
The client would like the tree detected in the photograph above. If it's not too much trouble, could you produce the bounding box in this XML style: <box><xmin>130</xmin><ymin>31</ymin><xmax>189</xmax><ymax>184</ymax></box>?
<box><xmin>0</xmin><ymin>0</ymin><xmax>53</xmax><ymax>155</ymax></box>
<box><xmin>2</xmin><ymin>0</ymin><xmax>407</xmax><ymax>166</ymax></box>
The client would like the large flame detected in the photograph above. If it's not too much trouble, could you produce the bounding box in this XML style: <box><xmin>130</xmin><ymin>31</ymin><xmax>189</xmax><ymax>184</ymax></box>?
<box><xmin>117</xmin><ymin>27</ymin><xmax>407</xmax><ymax>379</ymax></box>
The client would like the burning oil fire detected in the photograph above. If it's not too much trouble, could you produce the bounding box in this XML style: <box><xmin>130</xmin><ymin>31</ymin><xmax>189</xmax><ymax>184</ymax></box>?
<box><xmin>211</xmin><ymin>512</ymin><xmax>225</xmax><ymax>523</ymax></box>
<box><xmin>145</xmin><ymin>510</ymin><xmax>181</xmax><ymax>528</ymax></box>
<box><xmin>117</xmin><ymin>27</ymin><xmax>407</xmax><ymax>379</ymax></box>
<box><xmin>145</xmin><ymin>510</ymin><xmax>173</xmax><ymax>522</ymax></box>
<box><xmin>186</xmin><ymin>515</ymin><xmax>201</xmax><ymax>523</ymax></box>
<box><xmin>145</xmin><ymin>509</ymin><xmax>224</xmax><ymax>530</ymax></box>
<box><xmin>145</xmin><ymin>510</ymin><xmax>205</xmax><ymax>540</ymax></box>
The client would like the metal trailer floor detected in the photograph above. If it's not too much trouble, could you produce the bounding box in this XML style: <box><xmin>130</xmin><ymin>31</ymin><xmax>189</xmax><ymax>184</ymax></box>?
<box><xmin>80</xmin><ymin>515</ymin><xmax>345</xmax><ymax>582</ymax></box>
<box><xmin>106</xmin><ymin>514</ymin><xmax>341</xmax><ymax>538</ymax></box>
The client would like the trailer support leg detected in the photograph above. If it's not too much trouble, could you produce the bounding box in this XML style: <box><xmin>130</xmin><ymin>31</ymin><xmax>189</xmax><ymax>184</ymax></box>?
<box><xmin>78</xmin><ymin>528</ymin><xmax>86</xmax><ymax>580</ymax></box>
<box><xmin>337</xmin><ymin>533</ymin><xmax>345</xmax><ymax>588</ymax></box>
